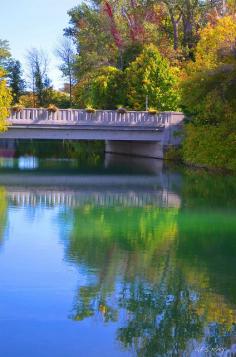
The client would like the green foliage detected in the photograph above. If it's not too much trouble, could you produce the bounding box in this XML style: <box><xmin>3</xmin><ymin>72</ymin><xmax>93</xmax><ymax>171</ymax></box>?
<box><xmin>182</xmin><ymin>124</ymin><xmax>236</xmax><ymax>171</ymax></box>
<box><xmin>74</xmin><ymin>46</ymin><xmax>181</xmax><ymax>111</ymax></box>
<box><xmin>44</xmin><ymin>89</ymin><xmax>71</xmax><ymax>109</ymax></box>
<box><xmin>66</xmin><ymin>3</ymin><xmax>117</xmax><ymax>78</ymax></box>
<box><xmin>182</xmin><ymin>65</ymin><xmax>236</xmax><ymax>126</ymax></box>
<box><xmin>181</xmin><ymin>16</ymin><xmax>236</xmax><ymax>171</ymax></box>
<box><xmin>19</xmin><ymin>90</ymin><xmax>71</xmax><ymax>109</ymax></box>
<box><xmin>74</xmin><ymin>66</ymin><xmax>125</xmax><ymax>109</ymax></box>
<box><xmin>164</xmin><ymin>146</ymin><xmax>183</xmax><ymax>161</ymax></box>
<box><xmin>6</xmin><ymin>59</ymin><xmax>25</xmax><ymax>104</ymax></box>
<box><xmin>122</xmin><ymin>42</ymin><xmax>144</xmax><ymax>69</ymax></box>
<box><xmin>125</xmin><ymin>45</ymin><xmax>181</xmax><ymax>111</ymax></box>
<box><xmin>0</xmin><ymin>68</ymin><xmax>12</xmax><ymax>131</ymax></box>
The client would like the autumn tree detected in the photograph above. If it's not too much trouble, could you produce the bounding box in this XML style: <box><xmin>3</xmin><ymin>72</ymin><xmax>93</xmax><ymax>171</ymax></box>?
<box><xmin>181</xmin><ymin>16</ymin><xmax>236</xmax><ymax>170</ymax></box>
<box><xmin>65</xmin><ymin>2</ymin><xmax>116</xmax><ymax>77</ymax></box>
<box><xmin>125</xmin><ymin>44</ymin><xmax>181</xmax><ymax>110</ymax></box>
<box><xmin>0</xmin><ymin>68</ymin><xmax>12</xmax><ymax>131</ymax></box>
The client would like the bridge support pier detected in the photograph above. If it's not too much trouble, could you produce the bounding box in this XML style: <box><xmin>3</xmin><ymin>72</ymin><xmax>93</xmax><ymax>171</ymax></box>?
<box><xmin>105</xmin><ymin>141</ymin><xmax>164</xmax><ymax>159</ymax></box>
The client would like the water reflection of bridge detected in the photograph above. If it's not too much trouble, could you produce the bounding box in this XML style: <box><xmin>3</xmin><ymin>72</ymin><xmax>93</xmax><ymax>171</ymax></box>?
<box><xmin>7</xmin><ymin>188</ymin><xmax>180</xmax><ymax>208</ymax></box>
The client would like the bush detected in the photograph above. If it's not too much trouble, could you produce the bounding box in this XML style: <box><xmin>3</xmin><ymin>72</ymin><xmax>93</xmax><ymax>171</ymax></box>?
<box><xmin>148</xmin><ymin>108</ymin><xmax>158</xmax><ymax>115</ymax></box>
<box><xmin>47</xmin><ymin>104</ymin><xmax>58</xmax><ymax>112</ymax></box>
<box><xmin>85</xmin><ymin>106</ymin><xmax>96</xmax><ymax>113</ymax></box>
<box><xmin>117</xmin><ymin>107</ymin><xmax>127</xmax><ymax>114</ymax></box>
<box><xmin>182</xmin><ymin>124</ymin><xmax>236</xmax><ymax>171</ymax></box>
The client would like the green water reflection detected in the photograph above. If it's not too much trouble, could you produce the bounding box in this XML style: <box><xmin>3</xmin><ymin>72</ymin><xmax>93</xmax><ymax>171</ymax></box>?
<box><xmin>63</xmin><ymin>170</ymin><xmax>236</xmax><ymax>356</ymax></box>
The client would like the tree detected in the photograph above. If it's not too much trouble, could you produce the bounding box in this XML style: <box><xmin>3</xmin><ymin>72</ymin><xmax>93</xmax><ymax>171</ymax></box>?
<box><xmin>181</xmin><ymin>16</ymin><xmax>236</xmax><ymax>171</ymax></box>
<box><xmin>6</xmin><ymin>59</ymin><xmax>25</xmax><ymax>104</ymax></box>
<box><xmin>26</xmin><ymin>48</ymin><xmax>51</xmax><ymax>107</ymax></box>
<box><xmin>125</xmin><ymin>44</ymin><xmax>181</xmax><ymax>110</ymax></box>
<box><xmin>56</xmin><ymin>38</ymin><xmax>76</xmax><ymax>107</ymax></box>
<box><xmin>74</xmin><ymin>66</ymin><xmax>125</xmax><ymax>109</ymax></box>
<box><xmin>65</xmin><ymin>2</ymin><xmax>116</xmax><ymax>77</ymax></box>
<box><xmin>0</xmin><ymin>68</ymin><xmax>12</xmax><ymax>131</ymax></box>
<box><xmin>0</xmin><ymin>39</ymin><xmax>11</xmax><ymax>68</ymax></box>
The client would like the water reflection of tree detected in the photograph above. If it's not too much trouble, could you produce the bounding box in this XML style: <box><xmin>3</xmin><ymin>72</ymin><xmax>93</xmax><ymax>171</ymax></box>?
<box><xmin>117</xmin><ymin>261</ymin><xmax>202</xmax><ymax>356</ymax></box>
<box><xmin>176</xmin><ymin>170</ymin><xmax>236</xmax><ymax>353</ymax></box>
<box><xmin>15</xmin><ymin>140</ymin><xmax>104</xmax><ymax>163</ymax></box>
<box><xmin>65</xmin><ymin>205</ymin><xmax>206</xmax><ymax>355</ymax></box>
<box><xmin>63</xmin><ymin>173</ymin><xmax>236</xmax><ymax>356</ymax></box>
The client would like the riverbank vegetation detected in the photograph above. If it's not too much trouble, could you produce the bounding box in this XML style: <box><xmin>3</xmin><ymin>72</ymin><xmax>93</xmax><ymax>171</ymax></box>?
<box><xmin>0</xmin><ymin>1</ymin><xmax>236</xmax><ymax>170</ymax></box>
<box><xmin>0</xmin><ymin>69</ymin><xmax>12</xmax><ymax>131</ymax></box>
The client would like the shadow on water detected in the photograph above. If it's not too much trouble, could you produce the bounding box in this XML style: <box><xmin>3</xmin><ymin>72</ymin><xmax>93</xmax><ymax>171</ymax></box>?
<box><xmin>0</xmin><ymin>149</ymin><xmax>235</xmax><ymax>356</ymax></box>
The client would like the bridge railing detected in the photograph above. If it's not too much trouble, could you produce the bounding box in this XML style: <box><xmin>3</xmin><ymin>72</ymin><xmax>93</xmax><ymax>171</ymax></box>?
<box><xmin>8</xmin><ymin>108</ymin><xmax>179</xmax><ymax>127</ymax></box>
<box><xmin>7</xmin><ymin>189</ymin><xmax>181</xmax><ymax>208</ymax></box>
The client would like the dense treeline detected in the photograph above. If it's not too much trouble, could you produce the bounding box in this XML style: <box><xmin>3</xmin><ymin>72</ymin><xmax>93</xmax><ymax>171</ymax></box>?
<box><xmin>64</xmin><ymin>0</ymin><xmax>236</xmax><ymax>170</ymax></box>
<box><xmin>0</xmin><ymin>0</ymin><xmax>236</xmax><ymax>170</ymax></box>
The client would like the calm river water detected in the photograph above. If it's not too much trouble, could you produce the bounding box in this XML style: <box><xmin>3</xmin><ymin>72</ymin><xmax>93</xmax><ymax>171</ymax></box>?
<box><xmin>0</xmin><ymin>153</ymin><xmax>235</xmax><ymax>356</ymax></box>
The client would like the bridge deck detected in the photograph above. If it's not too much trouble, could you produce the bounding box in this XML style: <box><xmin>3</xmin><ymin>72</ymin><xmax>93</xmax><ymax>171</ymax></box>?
<box><xmin>1</xmin><ymin>109</ymin><xmax>184</xmax><ymax>144</ymax></box>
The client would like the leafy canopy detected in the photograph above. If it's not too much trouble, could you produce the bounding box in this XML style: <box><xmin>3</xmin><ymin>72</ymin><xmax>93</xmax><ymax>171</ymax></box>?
<box><xmin>0</xmin><ymin>68</ymin><xmax>12</xmax><ymax>131</ymax></box>
<box><xmin>125</xmin><ymin>44</ymin><xmax>181</xmax><ymax>111</ymax></box>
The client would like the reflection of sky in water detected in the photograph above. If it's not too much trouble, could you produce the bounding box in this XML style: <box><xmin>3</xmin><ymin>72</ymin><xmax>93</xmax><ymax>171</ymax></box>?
<box><xmin>18</xmin><ymin>156</ymin><xmax>39</xmax><ymax>170</ymax></box>
<box><xmin>0</xmin><ymin>157</ymin><xmax>39</xmax><ymax>170</ymax></box>
<box><xmin>0</xmin><ymin>204</ymin><xmax>129</xmax><ymax>357</ymax></box>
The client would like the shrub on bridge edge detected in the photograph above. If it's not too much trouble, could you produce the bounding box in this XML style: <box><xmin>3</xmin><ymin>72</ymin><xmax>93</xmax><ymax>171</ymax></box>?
<box><xmin>85</xmin><ymin>106</ymin><xmax>96</xmax><ymax>113</ymax></box>
<box><xmin>47</xmin><ymin>104</ymin><xmax>58</xmax><ymax>113</ymax></box>
<box><xmin>12</xmin><ymin>104</ymin><xmax>24</xmax><ymax>112</ymax></box>
<box><xmin>116</xmin><ymin>107</ymin><xmax>127</xmax><ymax>114</ymax></box>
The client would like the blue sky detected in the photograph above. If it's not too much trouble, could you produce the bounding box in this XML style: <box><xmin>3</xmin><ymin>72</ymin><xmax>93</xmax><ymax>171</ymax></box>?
<box><xmin>0</xmin><ymin>0</ymin><xmax>80</xmax><ymax>88</ymax></box>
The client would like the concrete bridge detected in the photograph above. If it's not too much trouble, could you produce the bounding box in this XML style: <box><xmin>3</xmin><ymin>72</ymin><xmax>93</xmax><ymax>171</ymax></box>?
<box><xmin>1</xmin><ymin>108</ymin><xmax>184</xmax><ymax>158</ymax></box>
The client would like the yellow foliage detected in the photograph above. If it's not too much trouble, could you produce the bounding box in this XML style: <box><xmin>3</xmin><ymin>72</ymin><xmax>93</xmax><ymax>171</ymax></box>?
<box><xmin>189</xmin><ymin>16</ymin><xmax>236</xmax><ymax>72</ymax></box>
<box><xmin>0</xmin><ymin>68</ymin><xmax>12</xmax><ymax>131</ymax></box>
<box><xmin>19</xmin><ymin>93</ymin><xmax>36</xmax><ymax>108</ymax></box>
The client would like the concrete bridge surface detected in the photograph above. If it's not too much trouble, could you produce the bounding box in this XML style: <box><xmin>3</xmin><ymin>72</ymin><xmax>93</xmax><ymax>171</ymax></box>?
<box><xmin>0</xmin><ymin>109</ymin><xmax>184</xmax><ymax>158</ymax></box>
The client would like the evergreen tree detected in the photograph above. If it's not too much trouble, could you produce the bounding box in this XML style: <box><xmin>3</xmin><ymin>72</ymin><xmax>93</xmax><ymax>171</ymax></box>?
<box><xmin>6</xmin><ymin>59</ymin><xmax>25</xmax><ymax>103</ymax></box>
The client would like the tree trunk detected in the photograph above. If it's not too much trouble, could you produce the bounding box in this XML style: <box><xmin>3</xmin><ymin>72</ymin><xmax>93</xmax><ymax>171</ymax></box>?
<box><xmin>169</xmin><ymin>9</ymin><xmax>181</xmax><ymax>51</ymax></box>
